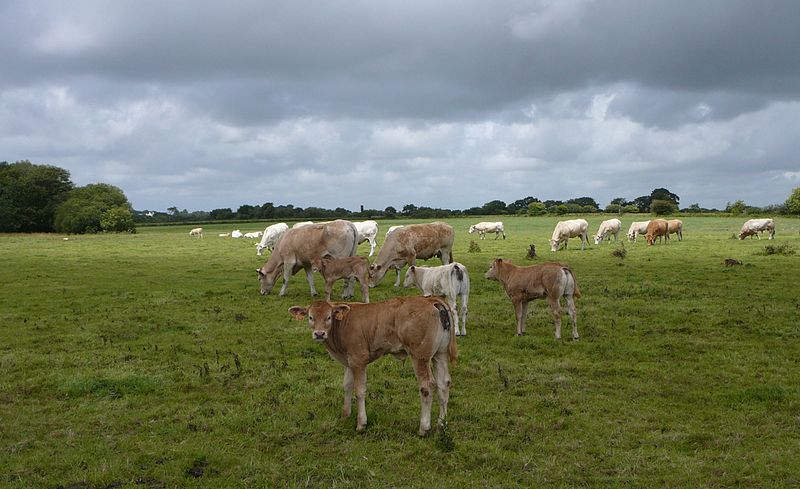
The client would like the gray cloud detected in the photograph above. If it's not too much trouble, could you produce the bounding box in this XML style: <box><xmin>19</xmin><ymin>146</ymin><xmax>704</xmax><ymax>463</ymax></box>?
<box><xmin>1</xmin><ymin>0</ymin><xmax>799</xmax><ymax>211</ymax></box>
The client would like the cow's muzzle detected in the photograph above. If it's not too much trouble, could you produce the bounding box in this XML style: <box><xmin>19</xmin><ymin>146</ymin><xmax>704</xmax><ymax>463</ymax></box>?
<box><xmin>313</xmin><ymin>331</ymin><xmax>327</xmax><ymax>341</ymax></box>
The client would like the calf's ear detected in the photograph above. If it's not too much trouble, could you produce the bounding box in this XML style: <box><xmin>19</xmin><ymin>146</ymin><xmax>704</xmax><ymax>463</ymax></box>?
<box><xmin>256</xmin><ymin>269</ymin><xmax>265</xmax><ymax>276</ymax></box>
<box><xmin>288</xmin><ymin>306</ymin><xmax>308</xmax><ymax>321</ymax></box>
<box><xmin>332</xmin><ymin>304</ymin><xmax>351</xmax><ymax>321</ymax></box>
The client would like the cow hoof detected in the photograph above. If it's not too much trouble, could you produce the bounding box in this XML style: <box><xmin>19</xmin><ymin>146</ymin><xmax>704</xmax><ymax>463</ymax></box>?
<box><xmin>356</xmin><ymin>424</ymin><xmax>366</xmax><ymax>432</ymax></box>
<box><xmin>573</xmin><ymin>336</ymin><xmax>580</xmax><ymax>341</ymax></box>
<box><xmin>418</xmin><ymin>427</ymin><xmax>430</xmax><ymax>437</ymax></box>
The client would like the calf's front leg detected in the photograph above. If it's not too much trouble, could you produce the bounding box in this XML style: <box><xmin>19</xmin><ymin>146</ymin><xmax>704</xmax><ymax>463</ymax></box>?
<box><xmin>342</xmin><ymin>367</ymin><xmax>354</xmax><ymax>418</ymax></box>
<box><xmin>353</xmin><ymin>367</ymin><xmax>368</xmax><ymax>431</ymax></box>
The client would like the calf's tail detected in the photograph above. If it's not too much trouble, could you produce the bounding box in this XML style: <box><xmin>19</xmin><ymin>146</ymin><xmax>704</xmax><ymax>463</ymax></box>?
<box><xmin>433</xmin><ymin>301</ymin><xmax>458</xmax><ymax>365</ymax></box>
<box><xmin>563</xmin><ymin>267</ymin><xmax>581</xmax><ymax>299</ymax></box>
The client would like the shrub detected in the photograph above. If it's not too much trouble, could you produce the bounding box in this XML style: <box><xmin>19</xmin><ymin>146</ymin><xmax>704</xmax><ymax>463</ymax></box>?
<box><xmin>756</xmin><ymin>244</ymin><xmax>795</xmax><ymax>256</ymax></box>
<box><xmin>54</xmin><ymin>183</ymin><xmax>136</xmax><ymax>234</ymax></box>
<box><xmin>651</xmin><ymin>199</ymin><xmax>677</xmax><ymax>216</ymax></box>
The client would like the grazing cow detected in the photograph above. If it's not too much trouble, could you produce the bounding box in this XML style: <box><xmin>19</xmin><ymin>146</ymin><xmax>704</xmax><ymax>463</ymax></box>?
<box><xmin>549</xmin><ymin>219</ymin><xmax>589</xmax><ymax>252</ymax></box>
<box><xmin>626</xmin><ymin>221</ymin><xmax>650</xmax><ymax>242</ymax></box>
<box><xmin>738</xmin><ymin>218</ymin><xmax>775</xmax><ymax>240</ymax></box>
<box><xmin>353</xmin><ymin>220</ymin><xmax>379</xmax><ymax>257</ymax></box>
<box><xmin>189</xmin><ymin>227</ymin><xmax>203</xmax><ymax>238</ymax></box>
<box><xmin>370</xmin><ymin>222</ymin><xmax>455</xmax><ymax>287</ymax></box>
<box><xmin>288</xmin><ymin>296</ymin><xmax>457</xmax><ymax>435</ymax></box>
<box><xmin>666</xmin><ymin>220</ymin><xmax>683</xmax><ymax>241</ymax></box>
<box><xmin>256</xmin><ymin>220</ymin><xmax>358</xmax><ymax>296</ymax></box>
<box><xmin>256</xmin><ymin>223</ymin><xmax>289</xmax><ymax>256</ymax></box>
<box><xmin>484</xmin><ymin>259</ymin><xmax>580</xmax><ymax>339</ymax></box>
<box><xmin>593</xmin><ymin>218</ymin><xmax>622</xmax><ymax>245</ymax></box>
<box><xmin>386</xmin><ymin>225</ymin><xmax>404</xmax><ymax>236</ymax></box>
<box><xmin>645</xmin><ymin>219</ymin><xmax>670</xmax><ymax>246</ymax></box>
<box><xmin>311</xmin><ymin>256</ymin><xmax>370</xmax><ymax>303</ymax></box>
<box><xmin>468</xmin><ymin>222</ymin><xmax>506</xmax><ymax>240</ymax></box>
<box><xmin>403</xmin><ymin>262</ymin><xmax>470</xmax><ymax>336</ymax></box>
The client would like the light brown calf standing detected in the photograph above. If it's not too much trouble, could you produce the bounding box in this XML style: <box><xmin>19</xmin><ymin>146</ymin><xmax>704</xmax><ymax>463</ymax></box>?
<box><xmin>311</xmin><ymin>256</ymin><xmax>370</xmax><ymax>303</ymax></box>
<box><xmin>289</xmin><ymin>296</ymin><xmax>457</xmax><ymax>435</ymax></box>
<box><xmin>645</xmin><ymin>219</ymin><xmax>670</xmax><ymax>246</ymax></box>
<box><xmin>484</xmin><ymin>259</ymin><xmax>581</xmax><ymax>339</ymax></box>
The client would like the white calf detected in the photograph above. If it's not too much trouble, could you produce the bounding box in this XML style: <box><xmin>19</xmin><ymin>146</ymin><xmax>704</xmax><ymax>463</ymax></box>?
<box><xmin>189</xmin><ymin>227</ymin><xmax>203</xmax><ymax>238</ymax></box>
<box><xmin>403</xmin><ymin>262</ymin><xmax>470</xmax><ymax>336</ymax></box>
<box><xmin>353</xmin><ymin>220</ymin><xmax>379</xmax><ymax>257</ymax></box>
<box><xmin>256</xmin><ymin>223</ymin><xmax>289</xmax><ymax>256</ymax></box>
<box><xmin>593</xmin><ymin>219</ymin><xmax>622</xmax><ymax>245</ymax></box>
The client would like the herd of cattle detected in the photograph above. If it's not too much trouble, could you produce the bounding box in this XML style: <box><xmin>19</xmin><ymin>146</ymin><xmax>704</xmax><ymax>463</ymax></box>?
<box><xmin>191</xmin><ymin>216</ymin><xmax>777</xmax><ymax>435</ymax></box>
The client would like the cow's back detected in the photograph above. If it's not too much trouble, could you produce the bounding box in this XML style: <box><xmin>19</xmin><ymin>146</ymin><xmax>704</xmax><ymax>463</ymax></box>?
<box><xmin>276</xmin><ymin>219</ymin><xmax>357</xmax><ymax>264</ymax></box>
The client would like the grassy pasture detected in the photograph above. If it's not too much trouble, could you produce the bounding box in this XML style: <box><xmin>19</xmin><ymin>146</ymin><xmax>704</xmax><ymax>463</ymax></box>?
<box><xmin>1</xmin><ymin>215</ymin><xmax>799</xmax><ymax>488</ymax></box>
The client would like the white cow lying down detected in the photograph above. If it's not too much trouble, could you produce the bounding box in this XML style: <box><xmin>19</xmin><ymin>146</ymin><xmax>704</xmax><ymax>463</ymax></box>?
<box><xmin>403</xmin><ymin>262</ymin><xmax>470</xmax><ymax>336</ymax></box>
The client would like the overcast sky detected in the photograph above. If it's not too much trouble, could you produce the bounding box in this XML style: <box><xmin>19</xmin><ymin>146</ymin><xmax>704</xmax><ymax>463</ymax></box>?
<box><xmin>2</xmin><ymin>0</ymin><xmax>799</xmax><ymax>212</ymax></box>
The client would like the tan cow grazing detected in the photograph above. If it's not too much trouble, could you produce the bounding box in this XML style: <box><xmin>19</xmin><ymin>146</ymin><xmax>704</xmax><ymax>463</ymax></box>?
<box><xmin>311</xmin><ymin>256</ymin><xmax>370</xmax><ymax>303</ymax></box>
<box><xmin>549</xmin><ymin>219</ymin><xmax>589</xmax><ymax>251</ymax></box>
<box><xmin>738</xmin><ymin>218</ymin><xmax>775</xmax><ymax>240</ymax></box>
<box><xmin>484</xmin><ymin>259</ymin><xmax>580</xmax><ymax>340</ymax></box>
<box><xmin>288</xmin><ymin>296</ymin><xmax>457</xmax><ymax>435</ymax></box>
<box><xmin>256</xmin><ymin>220</ymin><xmax>358</xmax><ymax>296</ymax></box>
<box><xmin>667</xmin><ymin>219</ymin><xmax>683</xmax><ymax>241</ymax></box>
<box><xmin>189</xmin><ymin>227</ymin><xmax>203</xmax><ymax>238</ymax></box>
<box><xmin>370</xmin><ymin>222</ymin><xmax>455</xmax><ymax>287</ymax></box>
<box><xmin>645</xmin><ymin>219</ymin><xmax>670</xmax><ymax>246</ymax></box>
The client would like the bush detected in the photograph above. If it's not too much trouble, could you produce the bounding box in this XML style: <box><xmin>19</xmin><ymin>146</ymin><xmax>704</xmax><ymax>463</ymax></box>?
<box><xmin>651</xmin><ymin>199</ymin><xmax>677</xmax><ymax>216</ymax></box>
<box><xmin>527</xmin><ymin>202</ymin><xmax>547</xmax><ymax>216</ymax></box>
<box><xmin>605</xmin><ymin>204</ymin><xmax>622</xmax><ymax>214</ymax></box>
<box><xmin>54</xmin><ymin>183</ymin><xmax>136</xmax><ymax>234</ymax></box>
<box><xmin>756</xmin><ymin>244</ymin><xmax>795</xmax><ymax>256</ymax></box>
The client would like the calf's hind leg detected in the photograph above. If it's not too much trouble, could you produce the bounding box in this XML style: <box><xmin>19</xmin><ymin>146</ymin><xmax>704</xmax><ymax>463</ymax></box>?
<box><xmin>548</xmin><ymin>296</ymin><xmax>563</xmax><ymax>339</ymax></box>
<box><xmin>431</xmin><ymin>351</ymin><xmax>451</xmax><ymax>426</ymax></box>
<box><xmin>412</xmin><ymin>358</ymin><xmax>434</xmax><ymax>436</ymax></box>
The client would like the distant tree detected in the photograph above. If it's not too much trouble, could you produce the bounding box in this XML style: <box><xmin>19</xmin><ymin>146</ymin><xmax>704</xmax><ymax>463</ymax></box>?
<box><xmin>564</xmin><ymin>203</ymin><xmax>583</xmax><ymax>213</ymax></box>
<box><xmin>785</xmin><ymin>187</ymin><xmax>800</xmax><ymax>215</ymax></box>
<box><xmin>527</xmin><ymin>201</ymin><xmax>547</xmax><ymax>216</ymax></box>
<box><xmin>167</xmin><ymin>206</ymin><xmax>179</xmax><ymax>216</ymax></box>
<box><xmin>384</xmin><ymin>206</ymin><xmax>397</xmax><ymax>218</ymax></box>
<box><xmin>463</xmin><ymin>206</ymin><xmax>483</xmax><ymax>216</ymax></box>
<box><xmin>650</xmin><ymin>188</ymin><xmax>680</xmax><ymax>206</ymax></box>
<box><xmin>543</xmin><ymin>200</ymin><xmax>563</xmax><ymax>208</ymax></box>
<box><xmin>209</xmin><ymin>208</ymin><xmax>235</xmax><ymax>220</ymax></box>
<box><xmin>237</xmin><ymin>204</ymin><xmax>260</xmax><ymax>219</ymax></box>
<box><xmin>632</xmin><ymin>195</ymin><xmax>652</xmax><ymax>212</ymax></box>
<box><xmin>610</xmin><ymin>197</ymin><xmax>629</xmax><ymax>206</ymax></box>
<box><xmin>725</xmin><ymin>200</ymin><xmax>747</xmax><ymax>214</ymax></box>
<box><xmin>54</xmin><ymin>183</ymin><xmax>135</xmax><ymax>234</ymax></box>
<box><xmin>0</xmin><ymin>160</ymin><xmax>74</xmax><ymax>232</ymax></box>
<box><xmin>481</xmin><ymin>200</ymin><xmax>507</xmax><ymax>215</ymax></box>
<box><xmin>566</xmin><ymin>197</ymin><xmax>599</xmax><ymax>210</ymax></box>
<box><xmin>553</xmin><ymin>204</ymin><xmax>569</xmax><ymax>215</ymax></box>
<box><xmin>401</xmin><ymin>204</ymin><xmax>417</xmax><ymax>216</ymax></box>
<box><xmin>650</xmin><ymin>199</ymin><xmax>677</xmax><ymax>216</ymax></box>
<box><xmin>623</xmin><ymin>204</ymin><xmax>639</xmax><ymax>213</ymax></box>
<box><xmin>507</xmin><ymin>196</ymin><xmax>538</xmax><ymax>214</ymax></box>
<box><xmin>260</xmin><ymin>202</ymin><xmax>275</xmax><ymax>219</ymax></box>
<box><xmin>605</xmin><ymin>204</ymin><xmax>622</xmax><ymax>214</ymax></box>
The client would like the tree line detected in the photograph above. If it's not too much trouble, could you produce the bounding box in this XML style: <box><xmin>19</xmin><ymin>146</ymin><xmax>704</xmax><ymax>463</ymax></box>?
<box><xmin>3</xmin><ymin>160</ymin><xmax>799</xmax><ymax>232</ymax></box>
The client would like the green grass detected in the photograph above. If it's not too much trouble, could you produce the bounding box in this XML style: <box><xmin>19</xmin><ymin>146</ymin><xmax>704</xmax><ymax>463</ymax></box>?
<box><xmin>1</xmin><ymin>215</ymin><xmax>799</xmax><ymax>487</ymax></box>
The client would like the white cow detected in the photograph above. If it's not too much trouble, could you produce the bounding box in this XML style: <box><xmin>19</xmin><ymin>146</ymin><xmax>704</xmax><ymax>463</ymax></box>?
<box><xmin>292</xmin><ymin>221</ymin><xmax>314</xmax><ymax>229</ymax></box>
<box><xmin>593</xmin><ymin>218</ymin><xmax>622</xmax><ymax>245</ymax></box>
<box><xmin>738</xmin><ymin>218</ymin><xmax>775</xmax><ymax>240</ymax></box>
<box><xmin>189</xmin><ymin>227</ymin><xmax>203</xmax><ymax>238</ymax></box>
<box><xmin>231</xmin><ymin>229</ymin><xmax>243</xmax><ymax>238</ymax></box>
<box><xmin>386</xmin><ymin>225</ymin><xmax>404</xmax><ymax>236</ymax></box>
<box><xmin>549</xmin><ymin>219</ymin><xmax>589</xmax><ymax>252</ymax></box>
<box><xmin>244</xmin><ymin>231</ymin><xmax>262</xmax><ymax>239</ymax></box>
<box><xmin>468</xmin><ymin>222</ymin><xmax>506</xmax><ymax>240</ymax></box>
<box><xmin>353</xmin><ymin>220</ymin><xmax>379</xmax><ymax>257</ymax></box>
<box><xmin>403</xmin><ymin>262</ymin><xmax>470</xmax><ymax>336</ymax></box>
<box><xmin>626</xmin><ymin>221</ymin><xmax>650</xmax><ymax>242</ymax></box>
<box><xmin>256</xmin><ymin>223</ymin><xmax>289</xmax><ymax>256</ymax></box>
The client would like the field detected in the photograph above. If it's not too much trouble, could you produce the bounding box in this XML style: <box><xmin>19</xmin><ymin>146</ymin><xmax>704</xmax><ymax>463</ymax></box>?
<box><xmin>2</xmin><ymin>215</ymin><xmax>800</xmax><ymax>488</ymax></box>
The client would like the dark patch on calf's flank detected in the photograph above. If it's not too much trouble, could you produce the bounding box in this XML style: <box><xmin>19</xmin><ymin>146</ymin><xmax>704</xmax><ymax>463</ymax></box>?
<box><xmin>453</xmin><ymin>264</ymin><xmax>464</xmax><ymax>281</ymax></box>
<box><xmin>435</xmin><ymin>303</ymin><xmax>451</xmax><ymax>331</ymax></box>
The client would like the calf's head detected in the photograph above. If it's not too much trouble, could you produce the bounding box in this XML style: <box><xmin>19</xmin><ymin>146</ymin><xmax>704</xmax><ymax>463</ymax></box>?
<box><xmin>484</xmin><ymin>258</ymin><xmax>506</xmax><ymax>281</ymax></box>
<box><xmin>468</xmin><ymin>225</ymin><xmax>477</xmax><ymax>234</ymax></box>
<box><xmin>549</xmin><ymin>239</ymin><xmax>559</xmax><ymax>252</ymax></box>
<box><xmin>289</xmin><ymin>302</ymin><xmax>351</xmax><ymax>341</ymax></box>
<box><xmin>402</xmin><ymin>266</ymin><xmax>419</xmax><ymax>288</ymax></box>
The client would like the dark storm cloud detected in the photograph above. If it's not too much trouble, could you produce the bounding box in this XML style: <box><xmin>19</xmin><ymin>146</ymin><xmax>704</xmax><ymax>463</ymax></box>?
<box><xmin>1</xmin><ymin>0</ymin><xmax>799</xmax><ymax>211</ymax></box>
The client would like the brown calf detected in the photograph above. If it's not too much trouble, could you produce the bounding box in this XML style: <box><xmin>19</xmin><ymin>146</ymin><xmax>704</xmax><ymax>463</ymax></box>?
<box><xmin>311</xmin><ymin>256</ymin><xmax>370</xmax><ymax>303</ymax></box>
<box><xmin>645</xmin><ymin>219</ymin><xmax>670</xmax><ymax>246</ymax></box>
<box><xmin>289</xmin><ymin>296</ymin><xmax>457</xmax><ymax>435</ymax></box>
<box><xmin>484</xmin><ymin>259</ymin><xmax>580</xmax><ymax>339</ymax></box>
